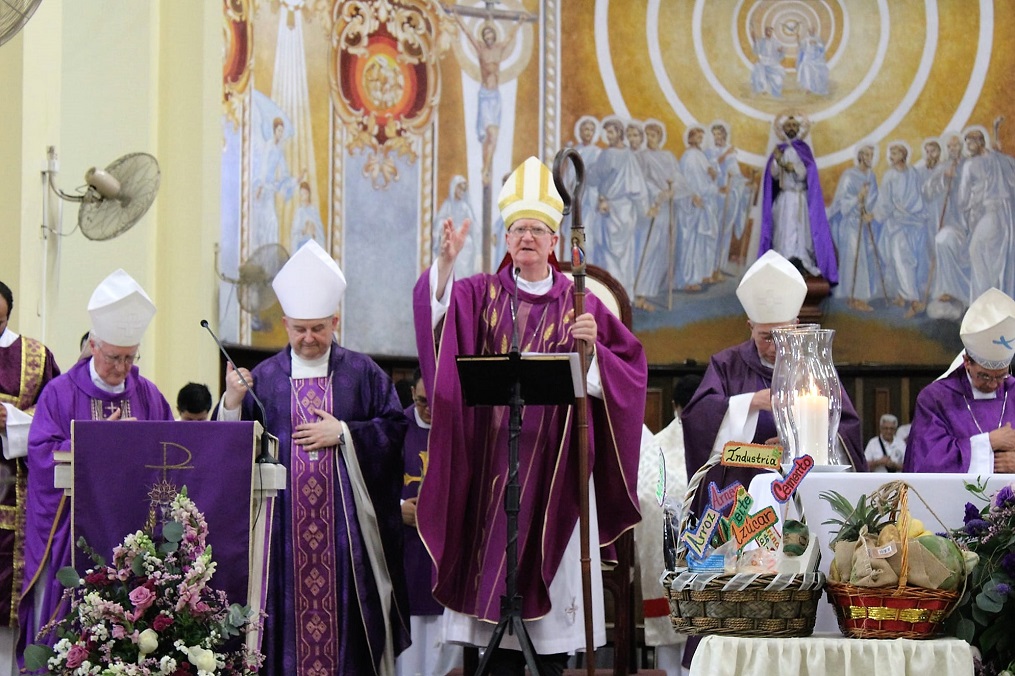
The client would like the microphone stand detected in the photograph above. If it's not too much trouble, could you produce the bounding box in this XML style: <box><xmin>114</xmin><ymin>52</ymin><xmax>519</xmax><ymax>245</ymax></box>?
<box><xmin>201</xmin><ymin>320</ymin><xmax>278</xmax><ymax>464</ymax></box>
<box><xmin>475</xmin><ymin>267</ymin><xmax>543</xmax><ymax>676</ymax></box>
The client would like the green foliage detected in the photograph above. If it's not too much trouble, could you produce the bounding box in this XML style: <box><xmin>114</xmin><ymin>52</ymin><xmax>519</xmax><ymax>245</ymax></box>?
<box><xmin>819</xmin><ymin>490</ymin><xmax>891</xmax><ymax>544</ymax></box>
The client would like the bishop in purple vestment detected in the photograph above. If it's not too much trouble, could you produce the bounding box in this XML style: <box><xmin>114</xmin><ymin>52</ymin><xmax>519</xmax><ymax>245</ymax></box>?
<box><xmin>218</xmin><ymin>241</ymin><xmax>409</xmax><ymax>676</ymax></box>
<box><xmin>680</xmin><ymin>252</ymin><xmax>863</xmax><ymax>668</ymax></box>
<box><xmin>904</xmin><ymin>288</ymin><xmax>1015</xmax><ymax>473</ymax></box>
<box><xmin>414</xmin><ymin>157</ymin><xmax>647</xmax><ymax>668</ymax></box>
<box><xmin>21</xmin><ymin>270</ymin><xmax>172</xmax><ymax>656</ymax></box>
<box><xmin>758</xmin><ymin>114</ymin><xmax>838</xmax><ymax>284</ymax></box>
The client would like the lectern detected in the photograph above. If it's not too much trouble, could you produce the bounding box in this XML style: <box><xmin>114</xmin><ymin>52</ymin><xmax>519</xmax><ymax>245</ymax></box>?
<box><xmin>54</xmin><ymin>420</ymin><xmax>286</xmax><ymax>654</ymax></box>
<box><xmin>456</xmin><ymin>352</ymin><xmax>581</xmax><ymax>676</ymax></box>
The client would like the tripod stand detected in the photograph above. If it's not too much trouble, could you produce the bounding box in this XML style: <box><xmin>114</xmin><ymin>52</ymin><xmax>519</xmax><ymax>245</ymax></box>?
<box><xmin>456</xmin><ymin>351</ymin><xmax>580</xmax><ymax>676</ymax></box>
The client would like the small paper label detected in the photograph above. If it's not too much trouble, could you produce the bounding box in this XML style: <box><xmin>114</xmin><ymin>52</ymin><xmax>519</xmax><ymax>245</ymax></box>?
<box><xmin>728</xmin><ymin>487</ymin><xmax>755</xmax><ymax>527</ymax></box>
<box><xmin>707</xmin><ymin>480</ymin><xmax>743</xmax><ymax>513</ymax></box>
<box><xmin>655</xmin><ymin>448</ymin><xmax>666</xmax><ymax>507</ymax></box>
<box><xmin>720</xmin><ymin>441</ymin><xmax>782</xmax><ymax>470</ymax></box>
<box><xmin>681</xmin><ymin>507</ymin><xmax>722</xmax><ymax>558</ymax></box>
<box><xmin>871</xmin><ymin>542</ymin><xmax>897</xmax><ymax>559</ymax></box>
<box><xmin>771</xmin><ymin>454</ymin><xmax>815</xmax><ymax>503</ymax></box>
<box><xmin>731</xmin><ymin>506</ymin><xmax>779</xmax><ymax>548</ymax></box>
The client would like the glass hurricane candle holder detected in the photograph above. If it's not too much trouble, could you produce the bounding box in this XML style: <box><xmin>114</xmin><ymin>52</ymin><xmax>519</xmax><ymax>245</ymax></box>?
<box><xmin>771</xmin><ymin>326</ymin><xmax>842</xmax><ymax>466</ymax></box>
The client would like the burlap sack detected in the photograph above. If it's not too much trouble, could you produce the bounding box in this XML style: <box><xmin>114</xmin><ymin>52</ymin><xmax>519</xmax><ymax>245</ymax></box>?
<box><xmin>848</xmin><ymin>532</ymin><xmax>899</xmax><ymax>588</ymax></box>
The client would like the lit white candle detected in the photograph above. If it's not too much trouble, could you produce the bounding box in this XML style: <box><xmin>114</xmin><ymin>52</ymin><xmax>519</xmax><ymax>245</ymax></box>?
<box><xmin>794</xmin><ymin>391</ymin><xmax>829</xmax><ymax>465</ymax></box>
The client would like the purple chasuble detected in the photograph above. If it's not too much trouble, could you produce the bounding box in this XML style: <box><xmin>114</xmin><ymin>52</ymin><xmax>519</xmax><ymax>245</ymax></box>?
<box><xmin>401</xmin><ymin>405</ymin><xmax>443</xmax><ymax>616</ymax></box>
<box><xmin>759</xmin><ymin>140</ymin><xmax>839</xmax><ymax>284</ymax></box>
<box><xmin>235</xmin><ymin>344</ymin><xmax>409</xmax><ymax>676</ymax></box>
<box><xmin>20</xmin><ymin>358</ymin><xmax>172</xmax><ymax>653</ymax></box>
<box><xmin>903</xmin><ymin>368</ymin><xmax>1015</xmax><ymax>472</ymax></box>
<box><xmin>412</xmin><ymin>265</ymin><xmax>647</xmax><ymax>621</ymax></box>
<box><xmin>0</xmin><ymin>336</ymin><xmax>59</xmax><ymax>629</ymax></box>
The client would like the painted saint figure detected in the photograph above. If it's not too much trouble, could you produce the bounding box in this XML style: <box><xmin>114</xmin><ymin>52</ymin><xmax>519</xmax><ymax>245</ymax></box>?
<box><xmin>829</xmin><ymin>144</ymin><xmax>881</xmax><ymax>310</ymax></box>
<box><xmin>433</xmin><ymin>175</ymin><xmax>479</xmax><ymax>277</ymax></box>
<box><xmin>749</xmin><ymin>25</ymin><xmax>785</xmax><ymax>97</ymax></box>
<box><xmin>795</xmin><ymin>27</ymin><xmax>829</xmax><ymax>95</ymax></box>
<box><xmin>758</xmin><ymin>113</ymin><xmax>838</xmax><ymax>284</ymax></box>
<box><xmin>874</xmin><ymin>142</ymin><xmax>927</xmax><ymax>318</ymax></box>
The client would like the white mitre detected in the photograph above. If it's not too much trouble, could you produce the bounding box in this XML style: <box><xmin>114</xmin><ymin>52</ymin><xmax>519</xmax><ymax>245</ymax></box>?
<box><xmin>736</xmin><ymin>250</ymin><xmax>807</xmax><ymax>324</ymax></box>
<box><xmin>272</xmin><ymin>240</ymin><xmax>347</xmax><ymax>319</ymax></box>
<box><xmin>88</xmin><ymin>269</ymin><xmax>156</xmax><ymax>347</ymax></box>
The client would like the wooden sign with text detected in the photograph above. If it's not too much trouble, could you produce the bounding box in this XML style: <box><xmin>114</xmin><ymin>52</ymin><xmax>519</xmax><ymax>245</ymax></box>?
<box><xmin>720</xmin><ymin>442</ymin><xmax>782</xmax><ymax>470</ymax></box>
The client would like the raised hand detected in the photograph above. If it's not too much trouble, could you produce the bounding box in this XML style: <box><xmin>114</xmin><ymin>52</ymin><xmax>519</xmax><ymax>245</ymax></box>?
<box><xmin>223</xmin><ymin>362</ymin><xmax>255</xmax><ymax>411</ymax></box>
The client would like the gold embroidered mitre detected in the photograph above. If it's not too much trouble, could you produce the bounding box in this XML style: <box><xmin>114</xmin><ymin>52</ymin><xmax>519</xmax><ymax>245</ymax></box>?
<box><xmin>497</xmin><ymin>156</ymin><xmax>564</xmax><ymax>232</ymax></box>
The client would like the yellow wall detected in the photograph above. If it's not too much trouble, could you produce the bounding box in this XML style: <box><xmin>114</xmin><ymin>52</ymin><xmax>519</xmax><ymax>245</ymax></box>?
<box><xmin>0</xmin><ymin>0</ymin><xmax>222</xmax><ymax>405</ymax></box>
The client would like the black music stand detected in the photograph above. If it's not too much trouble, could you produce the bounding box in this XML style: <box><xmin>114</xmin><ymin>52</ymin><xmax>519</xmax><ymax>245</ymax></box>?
<box><xmin>456</xmin><ymin>351</ymin><xmax>581</xmax><ymax>676</ymax></box>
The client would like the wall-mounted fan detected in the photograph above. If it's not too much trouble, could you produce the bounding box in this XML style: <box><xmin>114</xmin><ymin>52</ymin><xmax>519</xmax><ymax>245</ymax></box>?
<box><xmin>39</xmin><ymin>146</ymin><xmax>161</xmax><ymax>339</ymax></box>
<box><xmin>0</xmin><ymin>0</ymin><xmax>42</xmax><ymax>48</ymax></box>
<box><xmin>43</xmin><ymin>146</ymin><xmax>161</xmax><ymax>241</ymax></box>
<box><xmin>216</xmin><ymin>243</ymin><xmax>290</xmax><ymax>316</ymax></box>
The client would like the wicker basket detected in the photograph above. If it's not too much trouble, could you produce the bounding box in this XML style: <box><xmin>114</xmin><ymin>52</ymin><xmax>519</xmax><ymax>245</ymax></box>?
<box><xmin>825</xmin><ymin>481</ymin><xmax>963</xmax><ymax>639</ymax></box>
<box><xmin>665</xmin><ymin>569</ymin><xmax>825</xmax><ymax>637</ymax></box>
<box><xmin>664</xmin><ymin>454</ymin><xmax>824</xmax><ymax>638</ymax></box>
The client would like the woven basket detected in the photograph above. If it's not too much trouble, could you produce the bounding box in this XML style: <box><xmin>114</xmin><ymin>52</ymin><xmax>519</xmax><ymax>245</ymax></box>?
<box><xmin>665</xmin><ymin>569</ymin><xmax>825</xmax><ymax>637</ymax></box>
<box><xmin>664</xmin><ymin>454</ymin><xmax>824</xmax><ymax>638</ymax></box>
<box><xmin>825</xmin><ymin>481</ymin><xmax>963</xmax><ymax>639</ymax></box>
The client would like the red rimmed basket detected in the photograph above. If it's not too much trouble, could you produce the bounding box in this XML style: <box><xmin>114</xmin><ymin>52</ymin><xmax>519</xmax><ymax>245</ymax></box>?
<box><xmin>664</xmin><ymin>454</ymin><xmax>824</xmax><ymax>638</ymax></box>
<box><xmin>824</xmin><ymin>481</ymin><xmax>963</xmax><ymax>639</ymax></box>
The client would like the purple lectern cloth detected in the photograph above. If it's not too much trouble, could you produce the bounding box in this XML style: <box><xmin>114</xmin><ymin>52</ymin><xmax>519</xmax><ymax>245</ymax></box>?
<box><xmin>681</xmin><ymin>339</ymin><xmax>865</xmax><ymax>519</ymax></box>
<box><xmin>904</xmin><ymin>367</ymin><xmax>1015</xmax><ymax>472</ymax></box>
<box><xmin>759</xmin><ymin>140</ymin><xmax>839</xmax><ymax>285</ymax></box>
<box><xmin>412</xmin><ymin>264</ymin><xmax>647</xmax><ymax>621</ymax></box>
<box><xmin>401</xmin><ymin>405</ymin><xmax>443</xmax><ymax>617</ymax></box>
<box><xmin>235</xmin><ymin>343</ymin><xmax>409</xmax><ymax>676</ymax></box>
<box><xmin>71</xmin><ymin>421</ymin><xmax>255</xmax><ymax>606</ymax></box>
<box><xmin>21</xmin><ymin>358</ymin><xmax>172</xmax><ymax>651</ymax></box>
<box><xmin>0</xmin><ymin>335</ymin><xmax>59</xmax><ymax>628</ymax></box>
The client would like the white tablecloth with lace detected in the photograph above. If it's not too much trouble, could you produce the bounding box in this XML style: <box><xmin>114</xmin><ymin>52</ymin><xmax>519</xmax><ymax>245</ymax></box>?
<box><xmin>689</xmin><ymin>634</ymin><xmax>973</xmax><ymax>676</ymax></box>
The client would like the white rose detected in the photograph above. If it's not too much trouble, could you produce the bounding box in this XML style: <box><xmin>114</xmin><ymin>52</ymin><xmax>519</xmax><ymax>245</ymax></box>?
<box><xmin>138</xmin><ymin>628</ymin><xmax>159</xmax><ymax>655</ymax></box>
<box><xmin>187</xmin><ymin>646</ymin><xmax>217</xmax><ymax>673</ymax></box>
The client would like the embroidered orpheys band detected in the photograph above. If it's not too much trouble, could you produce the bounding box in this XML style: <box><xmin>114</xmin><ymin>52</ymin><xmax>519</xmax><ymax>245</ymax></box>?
<box><xmin>289</xmin><ymin>376</ymin><xmax>339</xmax><ymax>674</ymax></box>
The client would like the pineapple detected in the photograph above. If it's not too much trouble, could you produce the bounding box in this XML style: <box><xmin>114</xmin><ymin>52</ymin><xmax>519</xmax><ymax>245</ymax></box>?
<box><xmin>820</xmin><ymin>490</ymin><xmax>893</xmax><ymax>544</ymax></box>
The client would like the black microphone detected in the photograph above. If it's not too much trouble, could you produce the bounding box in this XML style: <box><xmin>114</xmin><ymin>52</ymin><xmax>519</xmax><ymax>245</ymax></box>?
<box><xmin>201</xmin><ymin>319</ymin><xmax>278</xmax><ymax>464</ymax></box>
<box><xmin>509</xmin><ymin>267</ymin><xmax>521</xmax><ymax>355</ymax></box>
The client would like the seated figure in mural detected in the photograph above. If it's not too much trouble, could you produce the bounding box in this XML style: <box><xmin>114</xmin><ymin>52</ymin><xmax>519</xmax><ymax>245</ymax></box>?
<box><xmin>795</xmin><ymin>26</ymin><xmax>829</xmax><ymax>95</ymax></box>
<box><xmin>749</xmin><ymin>25</ymin><xmax>785</xmax><ymax>97</ymax></box>
<box><xmin>758</xmin><ymin>112</ymin><xmax>838</xmax><ymax>285</ymax></box>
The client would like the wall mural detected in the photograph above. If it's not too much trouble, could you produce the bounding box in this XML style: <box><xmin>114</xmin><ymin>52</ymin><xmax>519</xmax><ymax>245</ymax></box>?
<box><xmin>220</xmin><ymin>0</ymin><xmax>1015</xmax><ymax>368</ymax></box>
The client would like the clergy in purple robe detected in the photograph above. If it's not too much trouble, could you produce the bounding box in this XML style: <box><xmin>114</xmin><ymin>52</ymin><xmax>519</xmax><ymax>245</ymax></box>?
<box><xmin>904</xmin><ymin>288</ymin><xmax>1015</xmax><ymax>473</ymax></box>
<box><xmin>396</xmin><ymin>370</ymin><xmax>460</xmax><ymax>676</ymax></box>
<box><xmin>682</xmin><ymin>251</ymin><xmax>866</xmax><ymax>517</ymax></box>
<box><xmin>20</xmin><ymin>270</ymin><xmax>172</xmax><ymax>656</ymax></box>
<box><xmin>218</xmin><ymin>240</ymin><xmax>409</xmax><ymax>676</ymax></box>
<box><xmin>414</xmin><ymin>156</ymin><xmax>647</xmax><ymax>673</ymax></box>
<box><xmin>758</xmin><ymin>113</ymin><xmax>838</xmax><ymax>284</ymax></box>
<box><xmin>679</xmin><ymin>251</ymin><xmax>864</xmax><ymax>669</ymax></box>
<box><xmin>0</xmin><ymin>282</ymin><xmax>60</xmax><ymax>671</ymax></box>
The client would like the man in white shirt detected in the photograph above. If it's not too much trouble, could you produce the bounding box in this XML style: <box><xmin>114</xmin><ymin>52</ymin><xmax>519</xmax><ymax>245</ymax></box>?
<box><xmin>864</xmin><ymin>413</ymin><xmax>905</xmax><ymax>472</ymax></box>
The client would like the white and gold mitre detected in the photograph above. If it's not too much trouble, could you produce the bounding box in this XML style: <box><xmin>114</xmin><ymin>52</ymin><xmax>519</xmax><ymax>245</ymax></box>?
<box><xmin>960</xmin><ymin>288</ymin><xmax>1015</xmax><ymax>369</ymax></box>
<box><xmin>497</xmin><ymin>156</ymin><xmax>564</xmax><ymax>232</ymax></box>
